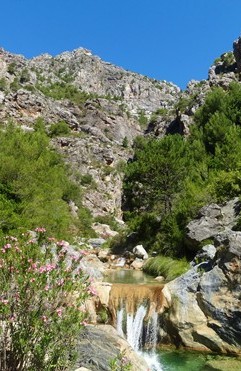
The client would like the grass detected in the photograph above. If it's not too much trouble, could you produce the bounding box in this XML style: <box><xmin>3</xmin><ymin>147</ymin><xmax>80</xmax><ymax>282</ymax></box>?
<box><xmin>143</xmin><ymin>255</ymin><xmax>189</xmax><ymax>281</ymax></box>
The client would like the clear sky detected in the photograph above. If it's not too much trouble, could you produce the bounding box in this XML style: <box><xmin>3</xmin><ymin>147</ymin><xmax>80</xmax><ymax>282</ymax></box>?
<box><xmin>1</xmin><ymin>0</ymin><xmax>241</xmax><ymax>89</ymax></box>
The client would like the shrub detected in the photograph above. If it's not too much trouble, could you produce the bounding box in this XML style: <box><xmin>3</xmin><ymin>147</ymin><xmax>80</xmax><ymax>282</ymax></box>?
<box><xmin>0</xmin><ymin>125</ymin><xmax>89</xmax><ymax>239</ymax></box>
<box><xmin>143</xmin><ymin>256</ymin><xmax>189</xmax><ymax>281</ymax></box>
<box><xmin>138</xmin><ymin>110</ymin><xmax>148</xmax><ymax>128</ymax></box>
<box><xmin>122</xmin><ymin>136</ymin><xmax>128</xmax><ymax>148</ymax></box>
<box><xmin>80</xmin><ymin>173</ymin><xmax>94</xmax><ymax>186</ymax></box>
<box><xmin>0</xmin><ymin>78</ymin><xmax>7</xmax><ymax>92</ymax></box>
<box><xmin>0</xmin><ymin>229</ymin><xmax>92</xmax><ymax>370</ymax></box>
<box><xmin>49</xmin><ymin>121</ymin><xmax>71</xmax><ymax>137</ymax></box>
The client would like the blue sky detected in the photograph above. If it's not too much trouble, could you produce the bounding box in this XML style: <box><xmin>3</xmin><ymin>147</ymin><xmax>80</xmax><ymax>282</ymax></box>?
<box><xmin>1</xmin><ymin>0</ymin><xmax>241</xmax><ymax>89</ymax></box>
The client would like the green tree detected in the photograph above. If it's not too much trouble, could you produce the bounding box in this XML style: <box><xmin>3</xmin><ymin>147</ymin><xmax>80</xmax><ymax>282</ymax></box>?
<box><xmin>0</xmin><ymin>125</ymin><xmax>92</xmax><ymax>239</ymax></box>
<box><xmin>124</xmin><ymin>135</ymin><xmax>189</xmax><ymax>216</ymax></box>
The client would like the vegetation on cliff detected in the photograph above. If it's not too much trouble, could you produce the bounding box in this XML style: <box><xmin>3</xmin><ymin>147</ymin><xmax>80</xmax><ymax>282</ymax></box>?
<box><xmin>123</xmin><ymin>82</ymin><xmax>241</xmax><ymax>258</ymax></box>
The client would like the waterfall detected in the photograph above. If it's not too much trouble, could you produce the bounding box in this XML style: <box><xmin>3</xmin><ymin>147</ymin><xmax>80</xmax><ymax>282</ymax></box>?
<box><xmin>126</xmin><ymin>305</ymin><xmax>147</xmax><ymax>350</ymax></box>
<box><xmin>109</xmin><ymin>283</ymin><xmax>165</xmax><ymax>370</ymax></box>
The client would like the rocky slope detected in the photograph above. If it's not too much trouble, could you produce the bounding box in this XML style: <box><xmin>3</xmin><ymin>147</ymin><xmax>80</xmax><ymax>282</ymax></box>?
<box><xmin>0</xmin><ymin>47</ymin><xmax>179</xmax><ymax>218</ymax></box>
<box><xmin>145</xmin><ymin>36</ymin><xmax>241</xmax><ymax>138</ymax></box>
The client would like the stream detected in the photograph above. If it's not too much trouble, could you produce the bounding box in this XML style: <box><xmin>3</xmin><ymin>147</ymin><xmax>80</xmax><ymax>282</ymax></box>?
<box><xmin>104</xmin><ymin>269</ymin><xmax>233</xmax><ymax>371</ymax></box>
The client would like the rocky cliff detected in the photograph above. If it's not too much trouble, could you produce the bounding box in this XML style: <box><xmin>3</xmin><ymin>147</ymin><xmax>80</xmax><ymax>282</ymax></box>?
<box><xmin>0</xmin><ymin>47</ymin><xmax>179</xmax><ymax>218</ymax></box>
<box><xmin>163</xmin><ymin>228</ymin><xmax>241</xmax><ymax>355</ymax></box>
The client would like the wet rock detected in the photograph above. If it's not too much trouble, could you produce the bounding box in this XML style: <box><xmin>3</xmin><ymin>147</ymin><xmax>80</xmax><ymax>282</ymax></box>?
<box><xmin>131</xmin><ymin>258</ymin><xmax>145</xmax><ymax>270</ymax></box>
<box><xmin>154</xmin><ymin>276</ymin><xmax>165</xmax><ymax>282</ymax></box>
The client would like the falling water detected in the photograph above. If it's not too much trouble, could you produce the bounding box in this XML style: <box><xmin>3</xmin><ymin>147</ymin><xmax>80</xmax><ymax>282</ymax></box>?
<box><xmin>116</xmin><ymin>306</ymin><xmax>124</xmax><ymax>338</ymax></box>
<box><xmin>126</xmin><ymin>305</ymin><xmax>147</xmax><ymax>350</ymax></box>
<box><xmin>110</xmin><ymin>284</ymin><xmax>165</xmax><ymax>370</ymax></box>
<box><xmin>116</xmin><ymin>304</ymin><xmax>163</xmax><ymax>370</ymax></box>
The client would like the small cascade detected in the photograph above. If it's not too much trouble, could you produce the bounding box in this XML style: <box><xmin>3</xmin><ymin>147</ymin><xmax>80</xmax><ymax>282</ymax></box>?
<box><xmin>126</xmin><ymin>304</ymin><xmax>147</xmax><ymax>350</ymax></box>
<box><xmin>109</xmin><ymin>283</ymin><xmax>165</xmax><ymax>370</ymax></box>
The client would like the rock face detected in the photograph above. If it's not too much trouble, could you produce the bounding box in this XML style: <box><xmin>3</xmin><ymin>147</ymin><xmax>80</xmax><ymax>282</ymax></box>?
<box><xmin>186</xmin><ymin>198</ymin><xmax>241</xmax><ymax>249</ymax></box>
<box><xmin>163</xmin><ymin>230</ymin><xmax>241</xmax><ymax>354</ymax></box>
<box><xmin>233</xmin><ymin>36</ymin><xmax>241</xmax><ymax>72</ymax></box>
<box><xmin>75</xmin><ymin>324</ymin><xmax>148</xmax><ymax>371</ymax></box>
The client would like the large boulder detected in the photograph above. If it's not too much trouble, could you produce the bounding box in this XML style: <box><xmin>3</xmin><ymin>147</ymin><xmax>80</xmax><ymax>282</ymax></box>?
<box><xmin>133</xmin><ymin>245</ymin><xmax>148</xmax><ymax>260</ymax></box>
<box><xmin>79</xmin><ymin>254</ymin><xmax>107</xmax><ymax>280</ymax></box>
<box><xmin>185</xmin><ymin>198</ymin><xmax>241</xmax><ymax>249</ymax></box>
<box><xmin>75</xmin><ymin>325</ymin><xmax>149</xmax><ymax>371</ymax></box>
<box><xmin>163</xmin><ymin>230</ymin><xmax>241</xmax><ymax>354</ymax></box>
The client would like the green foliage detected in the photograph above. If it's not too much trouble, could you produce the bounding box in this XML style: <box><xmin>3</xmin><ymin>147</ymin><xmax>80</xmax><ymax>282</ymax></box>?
<box><xmin>138</xmin><ymin>110</ymin><xmax>148</xmax><ymax>128</ymax></box>
<box><xmin>143</xmin><ymin>256</ymin><xmax>189</xmax><ymax>281</ymax></box>
<box><xmin>49</xmin><ymin>120</ymin><xmax>71</xmax><ymax>137</ymax></box>
<box><xmin>0</xmin><ymin>125</ymin><xmax>93</xmax><ymax>239</ymax></box>
<box><xmin>20</xmin><ymin>68</ymin><xmax>31</xmax><ymax>84</ymax></box>
<box><xmin>10</xmin><ymin>77</ymin><xmax>20</xmax><ymax>92</ymax></box>
<box><xmin>7</xmin><ymin>62</ymin><xmax>16</xmax><ymax>75</ymax></box>
<box><xmin>124</xmin><ymin>135</ymin><xmax>189</xmax><ymax>215</ymax></box>
<box><xmin>80</xmin><ymin>173</ymin><xmax>94</xmax><ymax>186</ymax></box>
<box><xmin>0</xmin><ymin>229</ymin><xmax>91</xmax><ymax>370</ymax></box>
<box><xmin>123</xmin><ymin>82</ymin><xmax>241</xmax><ymax>257</ymax></box>
<box><xmin>109</xmin><ymin>351</ymin><xmax>132</xmax><ymax>371</ymax></box>
<box><xmin>37</xmin><ymin>82</ymin><xmax>97</xmax><ymax>105</ymax></box>
<box><xmin>122</xmin><ymin>136</ymin><xmax>129</xmax><ymax>148</ymax></box>
<box><xmin>123</xmin><ymin>135</ymin><xmax>193</xmax><ymax>256</ymax></box>
<box><xmin>94</xmin><ymin>214</ymin><xmax>120</xmax><ymax>231</ymax></box>
<box><xmin>0</xmin><ymin>78</ymin><xmax>7</xmax><ymax>92</ymax></box>
<box><xmin>214</xmin><ymin>52</ymin><xmax>235</xmax><ymax>67</ymax></box>
<box><xmin>175</xmin><ymin>96</ymin><xmax>192</xmax><ymax>113</ymax></box>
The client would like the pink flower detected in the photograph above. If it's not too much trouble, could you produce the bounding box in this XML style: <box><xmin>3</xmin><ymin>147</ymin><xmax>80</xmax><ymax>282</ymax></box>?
<box><xmin>6</xmin><ymin>236</ymin><xmax>18</xmax><ymax>242</ymax></box>
<box><xmin>44</xmin><ymin>285</ymin><xmax>50</xmax><ymax>291</ymax></box>
<box><xmin>41</xmin><ymin>315</ymin><xmax>48</xmax><ymax>323</ymax></box>
<box><xmin>28</xmin><ymin>239</ymin><xmax>36</xmax><ymax>244</ymax></box>
<box><xmin>14</xmin><ymin>245</ymin><xmax>21</xmax><ymax>253</ymax></box>
<box><xmin>88</xmin><ymin>286</ymin><xmax>98</xmax><ymax>296</ymax></box>
<box><xmin>56</xmin><ymin>308</ymin><xmax>62</xmax><ymax>317</ymax></box>
<box><xmin>38</xmin><ymin>266</ymin><xmax>46</xmax><ymax>273</ymax></box>
<box><xmin>35</xmin><ymin>227</ymin><xmax>46</xmax><ymax>233</ymax></box>
<box><xmin>4</xmin><ymin>244</ymin><xmax>11</xmax><ymax>249</ymax></box>
<box><xmin>57</xmin><ymin>278</ymin><xmax>64</xmax><ymax>286</ymax></box>
<box><xmin>80</xmin><ymin>320</ymin><xmax>88</xmax><ymax>326</ymax></box>
<box><xmin>1</xmin><ymin>299</ymin><xmax>9</xmax><ymax>305</ymax></box>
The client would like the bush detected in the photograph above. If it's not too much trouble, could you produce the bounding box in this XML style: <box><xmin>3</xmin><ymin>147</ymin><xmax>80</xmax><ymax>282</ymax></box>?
<box><xmin>80</xmin><ymin>173</ymin><xmax>94</xmax><ymax>186</ymax></box>
<box><xmin>0</xmin><ymin>125</ymin><xmax>91</xmax><ymax>239</ymax></box>
<box><xmin>37</xmin><ymin>82</ymin><xmax>97</xmax><ymax>106</ymax></box>
<box><xmin>143</xmin><ymin>256</ymin><xmax>189</xmax><ymax>281</ymax></box>
<box><xmin>49</xmin><ymin>121</ymin><xmax>71</xmax><ymax>137</ymax></box>
<box><xmin>0</xmin><ymin>78</ymin><xmax>7</xmax><ymax>92</ymax></box>
<box><xmin>0</xmin><ymin>229</ymin><xmax>92</xmax><ymax>370</ymax></box>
